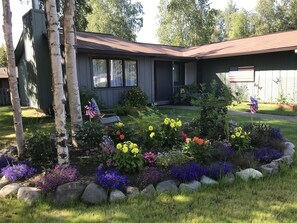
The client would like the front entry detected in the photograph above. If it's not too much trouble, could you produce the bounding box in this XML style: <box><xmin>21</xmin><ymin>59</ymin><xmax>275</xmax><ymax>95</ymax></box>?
<box><xmin>154</xmin><ymin>61</ymin><xmax>173</xmax><ymax>104</ymax></box>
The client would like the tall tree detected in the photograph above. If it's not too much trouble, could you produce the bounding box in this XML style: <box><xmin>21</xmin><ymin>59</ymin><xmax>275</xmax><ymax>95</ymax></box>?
<box><xmin>222</xmin><ymin>0</ymin><xmax>238</xmax><ymax>40</ymax></box>
<box><xmin>44</xmin><ymin>0</ymin><xmax>69</xmax><ymax>166</ymax></box>
<box><xmin>40</xmin><ymin>0</ymin><xmax>92</xmax><ymax>31</ymax></box>
<box><xmin>63</xmin><ymin>0</ymin><xmax>82</xmax><ymax>147</ymax></box>
<box><xmin>0</xmin><ymin>45</ymin><xmax>7</xmax><ymax>67</ymax></box>
<box><xmin>2</xmin><ymin>0</ymin><xmax>25</xmax><ymax>157</ymax></box>
<box><xmin>157</xmin><ymin>0</ymin><xmax>217</xmax><ymax>46</ymax></box>
<box><xmin>86</xmin><ymin>0</ymin><xmax>143</xmax><ymax>41</ymax></box>
<box><xmin>229</xmin><ymin>10</ymin><xmax>251</xmax><ymax>40</ymax></box>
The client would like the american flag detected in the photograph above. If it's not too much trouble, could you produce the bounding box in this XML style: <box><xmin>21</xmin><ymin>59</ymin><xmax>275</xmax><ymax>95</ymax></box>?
<box><xmin>85</xmin><ymin>101</ymin><xmax>97</xmax><ymax>118</ymax></box>
<box><xmin>249</xmin><ymin>96</ymin><xmax>258</xmax><ymax>114</ymax></box>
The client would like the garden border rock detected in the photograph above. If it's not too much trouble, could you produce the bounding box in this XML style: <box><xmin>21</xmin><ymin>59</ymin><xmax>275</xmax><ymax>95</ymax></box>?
<box><xmin>0</xmin><ymin>141</ymin><xmax>294</xmax><ymax>205</ymax></box>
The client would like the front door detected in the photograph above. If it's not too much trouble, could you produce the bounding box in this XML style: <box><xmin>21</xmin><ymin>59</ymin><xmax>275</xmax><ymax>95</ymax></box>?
<box><xmin>154</xmin><ymin>61</ymin><xmax>172</xmax><ymax>104</ymax></box>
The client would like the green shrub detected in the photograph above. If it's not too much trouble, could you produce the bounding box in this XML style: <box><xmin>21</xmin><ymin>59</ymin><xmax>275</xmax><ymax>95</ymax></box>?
<box><xmin>114</xmin><ymin>103</ymin><xmax>133</xmax><ymax>116</ymax></box>
<box><xmin>182</xmin><ymin>136</ymin><xmax>211</xmax><ymax>164</ymax></box>
<box><xmin>75</xmin><ymin>121</ymin><xmax>104</xmax><ymax>149</ymax></box>
<box><xmin>113</xmin><ymin>141</ymin><xmax>143</xmax><ymax>173</ymax></box>
<box><xmin>25</xmin><ymin>130</ymin><xmax>56</xmax><ymax>165</ymax></box>
<box><xmin>174</xmin><ymin>84</ymin><xmax>200</xmax><ymax>105</ymax></box>
<box><xmin>191</xmin><ymin>80</ymin><xmax>233</xmax><ymax>140</ymax></box>
<box><xmin>79</xmin><ymin>87</ymin><xmax>106</xmax><ymax>111</ymax></box>
<box><xmin>155</xmin><ymin>150</ymin><xmax>190</xmax><ymax>169</ymax></box>
<box><xmin>122</xmin><ymin>87</ymin><xmax>148</xmax><ymax>108</ymax></box>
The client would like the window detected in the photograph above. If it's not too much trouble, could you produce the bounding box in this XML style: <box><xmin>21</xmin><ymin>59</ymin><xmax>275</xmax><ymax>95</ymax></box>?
<box><xmin>110</xmin><ymin>60</ymin><xmax>123</xmax><ymax>87</ymax></box>
<box><xmin>125</xmin><ymin>60</ymin><xmax>137</xmax><ymax>86</ymax></box>
<box><xmin>92</xmin><ymin>59</ymin><xmax>108</xmax><ymax>88</ymax></box>
<box><xmin>229</xmin><ymin>66</ymin><xmax>254</xmax><ymax>82</ymax></box>
<box><xmin>92</xmin><ymin>58</ymin><xmax>137</xmax><ymax>88</ymax></box>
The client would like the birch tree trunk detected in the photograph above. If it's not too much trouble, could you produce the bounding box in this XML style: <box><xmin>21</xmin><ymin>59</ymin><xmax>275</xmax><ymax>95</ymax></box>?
<box><xmin>44</xmin><ymin>0</ymin><xmax>69</xmax><ymax>166</ymax></box>
<box><xmin>64</xmin><ymin>0</ymin><xmax>83</xmax><ymax>147</ymax></box>
<box><xmin>2</xmin><ymin>0</ymin><xmax>25</xmax><ymax>157</ymax></box>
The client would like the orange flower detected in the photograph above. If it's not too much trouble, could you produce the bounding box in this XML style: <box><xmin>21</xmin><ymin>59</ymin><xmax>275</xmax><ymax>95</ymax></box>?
<box><xmin>120</xmin><ymin>134</ymin><xmax>125</xmax><ymax>140</ymax></box>
<box><xmin>186</xmin><ymin>138</ymin><xmax>191</xmax><ymax>144</ymax></box>
<box><xmin>204</xmin><ymin>140</ymin><xmax>209</xmax><ymax>145</ymax></box>
<box><xmin>193</xmin><ymin>137</ymin><xmax>204</xmax><ymax>145</ymax></box>
<box><xmin>116</xmin><ymin>130</ymin><xmax>121</xmax><ymax>135</ymax></box>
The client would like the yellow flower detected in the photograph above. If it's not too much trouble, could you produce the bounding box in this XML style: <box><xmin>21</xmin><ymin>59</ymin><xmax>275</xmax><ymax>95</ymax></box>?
<box><xmin>129</xmin><ymin>144</ymin><xmax>134</xmax><ymax>149</ymax></box>
<box><xmin>116</xmin><ymin>122</ymin><xmax>124</xmax><ymax>127</ymax></box>
<box><xmin>241</xmin><ymin>135</ymin><xmax>245</xmax><ymax>138</ymax></box>
<box><xmin>235</xmin><ymin>132</ymin><xmax>240</xmax><ymax>137</ymax></box>
<box><xmin>148</xmin><ymin>126</ymin><xmax>154</xmax><ymax>131</ymax></box>
<box><xmin>164</xmin><ymin>118</ymin><xmax>170</xmax><ymax>125</ymax></box>
<box><xmin>132</xmin><ymin>143</ymin><xmax>137</xmax><ymax>148</ymax></box>
<box><xmin>231</xmin><ymin>135</ymin><xmax>235</xmax><ymax>139</ymax></box>
<box><xmin>122</xmin><ymin>146</ymin><xmax>128</xmax><ymax>153</ymax></box>
<box><xmin>116</xmin><ymin>143</ymin><xmax>122</xmax><ymax>149</ymax></box>
<box><xmin>150</xmin><ymin>132</ymin><xmax>155</xmax><ymax>138</ymax></box>
<box><xmin>131</xmin><ymin>148</ymin><xmax>139</xmax><ymax>154</ymax></box>
<box><xmin>238</xmin><ymin>127</ymin><xmax>242</xmax><ymax>131</ymax></box>
<box><xmin>176</xmin><ymin>120</ymin><xmax>182</xmax><ymax>127</ymax></box>
<box><xmin>170</xmin><ymin>123</ymin><xmax>175</xmax><ymax>128</ymax></box>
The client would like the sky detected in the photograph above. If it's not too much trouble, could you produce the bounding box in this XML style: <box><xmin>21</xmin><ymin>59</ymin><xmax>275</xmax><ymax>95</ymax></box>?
<box><xmin>0</xmin><ymin>0</ymin><xmax>258</xmax><ymax>46</ymax></box>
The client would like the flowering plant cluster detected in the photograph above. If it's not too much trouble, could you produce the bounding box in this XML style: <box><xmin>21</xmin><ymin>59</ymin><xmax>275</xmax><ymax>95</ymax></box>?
<box><xmin>95</xmin><ymin>167</ymin><xmax>127</xmax><ymax>190</ymax></box>
<box><xmin>183</xmin><ymin>136</ymin><xmax>210</xmax><ymax>164</ymax></box>
<box><xmin>1</xmin><ymin>164</ymin><xmax>36</xmax><ymax>182</ymax></box>
<box><xmin>107</xmin><ymin>122</ymin><xmax>129</xmax><ymax>144</ymax></box>
<box><xmin>270</xmin><ymin>128</ymin><xmax>283</xmax><ymax>141</ymax></box>
<box><xmin>0</xmin><ymin>155</ymin><xmax>14</xmax><ymax>170</ymax></box>
<box><xmin>34</xmin><ymin>165</ymin><xmax>78</xmax><ymax>191</ymax></box>
<box><xmin>205</xmin><ymin>161</ymin><xmax>233</xmax><ymax>180</ymax></box>
<box><xmin>230</xmin><ymin>127</ymin><xmax>251</xmax><ymax>152</ymax></box>
<box><xmin>143</xmin><ymin>152</ymin><xmax>157</xmax><ymax>165</ymax></box>
<box><xmin>159</xmin><ymin>117</ymin><xmax>183</xmax><ymax>148</ymax></box>
<box><xmin>113</xmin><ymin>141</ymin><xmax>143</xmax><ymax>173</ymax></box>
<box><xmin>137</xmin><ymin>167</ymin><xmax>164</xmax><ymax>189</ymax></box>
<box><xmin>98</xmin><ymin>136</ymin><xmax>115</xmax><ymax>168</ymax></box>
<box><xmin>170</xmin><ymin>162</ymin><xmax>205</xmax><ymax>182</ymax></box>
<box><xmin>254</xmin><ymin>147</ymin><xmax>282</xmax><ymax>163</ymax></box>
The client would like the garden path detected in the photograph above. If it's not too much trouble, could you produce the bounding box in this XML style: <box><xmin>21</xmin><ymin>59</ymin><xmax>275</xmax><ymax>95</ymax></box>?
<box><xmin>160</xmin><ymin>105</ymin><xmax>297</xmax><ymax>122</ymax></box>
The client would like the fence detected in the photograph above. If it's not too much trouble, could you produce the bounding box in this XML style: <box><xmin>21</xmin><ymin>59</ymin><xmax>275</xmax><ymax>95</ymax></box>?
<box><xmin>0</xmin><ymin>88</ymin><xmax>11</xmax><ymax>106</ymax></box>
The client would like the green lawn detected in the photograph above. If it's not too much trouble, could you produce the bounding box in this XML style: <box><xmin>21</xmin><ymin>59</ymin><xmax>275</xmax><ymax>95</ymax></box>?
<box><xmin>0</xmin><ymin>106</ymin><xmax>297</xmax><ymax>223</ymax></box>
<box><xmin>229</xmin><ymin>102</ymin><xmax>297</xmax><ymax>116</ymax></box>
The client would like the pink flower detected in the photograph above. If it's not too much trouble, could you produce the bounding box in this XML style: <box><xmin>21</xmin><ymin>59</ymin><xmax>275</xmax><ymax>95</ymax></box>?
<box><xmin>180</xmin><ymin>132</ymin><xmax>187</xmax><ymax>140</ymax></box>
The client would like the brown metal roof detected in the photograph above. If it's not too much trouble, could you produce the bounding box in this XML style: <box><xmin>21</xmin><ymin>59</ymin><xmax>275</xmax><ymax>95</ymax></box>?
<box><xmin>75</xmin><ymin>30</ymin><xmax>297</xmax><ymax>59</ymax></box>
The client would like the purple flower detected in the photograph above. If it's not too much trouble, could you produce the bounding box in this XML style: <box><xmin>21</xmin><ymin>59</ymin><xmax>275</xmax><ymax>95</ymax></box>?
<box><xmin>1</xmin><ymin>164</ymin><xmax>36</xmax><ymax>182</ymax></box>
<box><xmin>137</xmin><ymin>167</ymin><xmax>165</xmax><ymax>190</ymax></box>
<box><xmin>254</xmin><ymin>148</ymin><xmax>282</xmax><ymax>163</ymax></box>
<box><xmin>34</xmin><ymin>165</ymin><xmax>78</xmax><ymax>191</ymax></box>
<box><xmin>0</xmin><ymin>155</ymin><xmax>14</xmax><ymax>170</ymax></box>
<box><xmin>95</xmin><ymin>168</ymin><xmax>127</xmax><ymax>190</ymax></box>
<box><xmin>270</xmin><ymin>128</ymin><xmax>283</xmax><ymax>140</ymax></box>
<box><xmin>170</xmin><ymin>163</ymin><xmax>205</xmax><ymax>183</ymax></box>
<box><xmin>205</xmin><ymin>162</ymin><xmax>233</xmax><ymax>180</ymax></box>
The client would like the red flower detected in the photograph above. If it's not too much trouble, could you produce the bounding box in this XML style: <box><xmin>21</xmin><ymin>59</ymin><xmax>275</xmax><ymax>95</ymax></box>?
<box><xmin>180</xmin><ymin>132</ymin><xmax>187</xmax><ymax>140</ymax></box>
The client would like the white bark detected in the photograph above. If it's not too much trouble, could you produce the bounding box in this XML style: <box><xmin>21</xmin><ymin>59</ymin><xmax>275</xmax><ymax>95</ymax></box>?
<box><xmin>64</xmin><ymin>0</ymin><xmax>83</xmax><ymax>147</ymax></box>
<box><xmin>2</xmin><ymin>0</ymin><xmax>25</xmax><ymax>157</ymax></box>
<box><xmin>44</xmin><ymin>0</ymin><xmax>69</xmax><ymax>166</ymax></box>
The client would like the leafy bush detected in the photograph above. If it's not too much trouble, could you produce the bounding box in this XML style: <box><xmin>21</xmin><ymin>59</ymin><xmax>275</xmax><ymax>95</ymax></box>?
<box><xmin>205</xmin><ymin>162</ymin><xmax>233</xmax><ymax>180</ymax></box>
<box><xmin>174</xmin><ymin>84</ymin><xmax>200</xmax><ymax>105</ymax></box>
<box><xmin>75</xmin><ymin>121</ymin><xmax>104</xmax><ymax>149</ymax></box>
<box><xmin>98</xmin><ymin>136</ymin><xmax>116</xmax><ymax>168</ymax></box>
<box><xmin>136</xmin><ymin>167</ymin><xmax>165</xmax><ymax>190</ymax></box>
<box><xmin>105</xmin><ymin>122</ymin><xmax>132</xmax><ymax>145</ymax></box>
<box><xmin>155</xmin><ymin>150</ymin><xmax>190</xmax><ymax>169</ymax></box>
<box><xmin>122</xmin><ymin>87</ymin><xmax>148</xmax><ymax>108</ymax></box>
<box><xmin>210</xmin><ymin>140</ymin><xmax>235</xmax><ymax>161</ymax></box>
<box><xmin>34</xmin><ymin>165</ymin><xmax>78</xmax><ymax>191</ymax></box>
<box><xmin>114</xmin><ymin>103</ymin><xmax>133</xmax><ymax>116</ymax></box>
<box><xmin>80</xmin><ymin>87</ymin><xmax>106</xmax><ymax>111</ymax></box>
<box><xmin>170</xmin><ymin>163</ymin><xmax>205</xmax><ymax>183</ymax></box>
<box><xmin>191</xmin><ymin>80</ymin><xmax>233</xmax><ymax>140</ymax></box>
<box><xmin>25</xmin><ymin>130</ymin><xmax>56</xmax><ymax>165</ymax></box>
<box><xmin>254</xmin><ymin>148</ymin><xmax>282</xmax><ymax>163</ymax></box>
<box><xmin>230</xmin><ymin>127</ymin><xmax>251</xmax><ymax>152</ymax></box>
<box><xmin>182</xmin><ymin>136</ymin><xmax>211</xmax><ymax>164</ymax></box>
<box><xmin>113</xmin><ymin>141</ymin><xmax>143</xmax><ymax>173</ymax></box>
<box><xmin>95</xmin><ymin>168</ymin><xmax>127</xmax><ymax>190</ymax></box>
<box><xmin>1</xmin><ymin>164</ymin><xmax>36</xmax><ymax>182</ymax></box>
<box><xmin>0</xmin><ymin>155</ymin><xmax>14</xmax><ymax>170</ymax></box>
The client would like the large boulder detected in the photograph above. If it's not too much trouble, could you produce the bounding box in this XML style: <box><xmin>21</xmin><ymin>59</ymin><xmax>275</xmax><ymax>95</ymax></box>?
<box><xmin>17</xmin><ymin>187</ymin><xmax>42</xmax><ymax>205</ymax></box>
<box><xmin>0</xmin><ymin>176</ymin><xmax>9</xmax><ymax>189</ymax></box>
<box><xmin>282</xmin><ymin>142</ymin><xmax>295</xmax><ymax>157</ymax></box>
<box><xmin>80</xmin><ymin>183</ymin><xmax>107</xmax><ymax>205</ymax></box>
<box><xmin>109</xmin><ymin>189</ymin><xmax>126</xmax><ymax>203</ymax></box>
<box><xmin>53</xmin><ymin>182</ymin><xmax>86</xmax><ymax>205</ymax></box>
<box><xmin>141</xmin><ymin>184</ymin><xmax>156</xmax><ymax>197</ymax></box>
<box><xmin>260</xmin><ymin>162</ymin><xmax>279</xmax><ymax>175</ymax></box>
<box><xmin>236</xmin><ymin>168</ymin><xmax>263</xmax><ymax>181</ymax></box>
<box><xmin>200</xmin><ymin>176</ymin><xmax>218</xmax><ymax>185</ymax></box>
<box><xmin>156</xmin><ymin>180</ymin><xmax>178</xmax><ymax>193</ymax></box>
<box><xmin>0</xmin><ymin>183</ymin><xmax>20</xmax><ymax>197</ymax></box>
<box><xmin>179</xmin><ymin>181</ymin><xmax>201</xmax><ymax>192</ymax></box>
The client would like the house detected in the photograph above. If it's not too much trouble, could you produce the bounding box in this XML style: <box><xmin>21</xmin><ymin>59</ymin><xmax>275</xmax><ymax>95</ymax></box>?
<box><xmin>15</xmin><ymin>9</ymin><xmax>297</xmax><ymax>112</ymax></box>
<box><xmin>0</xmin><ymin>67</ymin><xmax>19</xmax><ymax>106</ymax></box>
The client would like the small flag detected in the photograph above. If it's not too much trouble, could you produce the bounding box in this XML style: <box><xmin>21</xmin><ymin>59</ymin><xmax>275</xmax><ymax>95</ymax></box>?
<box><xmin>85</xmin><ymin>101</ymin><xmax>97</xmax><ymax>118</ymax></box>
<box><xmin>249</xmin><ymin>96</ymin><xmax>258</xmax><ymax>114</ymax></box>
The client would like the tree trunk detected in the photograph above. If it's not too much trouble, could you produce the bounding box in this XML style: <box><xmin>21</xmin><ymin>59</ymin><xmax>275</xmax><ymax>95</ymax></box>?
<box><xmin>2</xmin><ymin>0</ymin><xmax>25</xmax><ymax>157</ymax></box>
<box><xmin>64</xmin><ymin>0</ymin><xmax>83</xmax><ymax>147</ymax></box>
<box><xmin>44</xmin><ymin>0</ymin><xmax>69</xmax><ymax>166</ymax></box>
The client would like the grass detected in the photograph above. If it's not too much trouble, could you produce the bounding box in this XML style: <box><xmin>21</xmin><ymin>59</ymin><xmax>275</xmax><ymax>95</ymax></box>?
<box><xmin>0</xmin><ymin>106</ymin><xmax>297</xmax><ymax>223</ymax></box>
<box><xmin>229</xmin><ymin>102</ymin><xmax>297</xmax><ymax>116</ymax></box>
